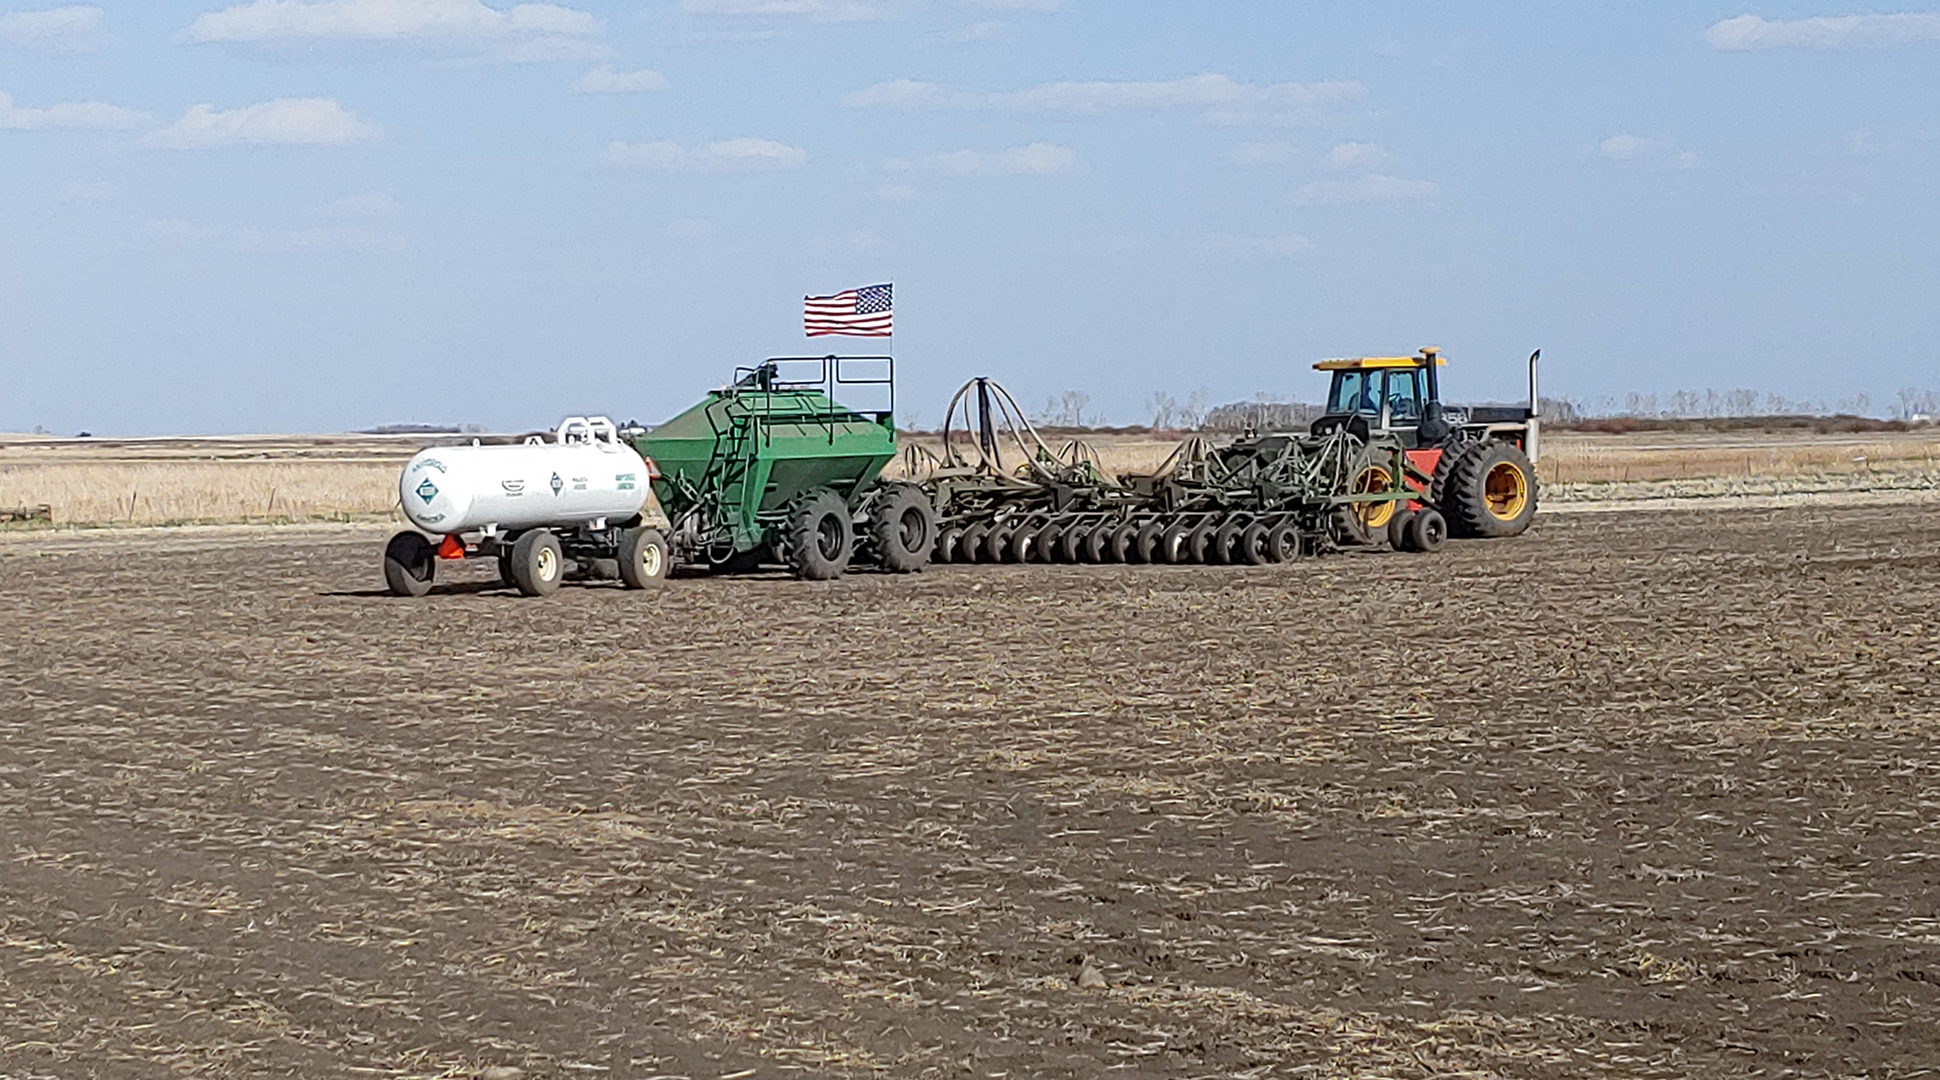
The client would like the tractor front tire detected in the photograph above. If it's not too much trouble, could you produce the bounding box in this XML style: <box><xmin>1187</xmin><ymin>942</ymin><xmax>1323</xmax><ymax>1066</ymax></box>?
<box><xmin>384</xmin><ymin>531</ymin><xmax>436</xmax><ymax>597</ymax></box>
<box><xmin>1443</xmin><ymin>441</ymin><xmax>1537</xmax><ymax>538</ymax></box>
<box><xmin>870</xmin><ymin>485</ymin><xmax>936</xmax><ymax>573</ymax></box>
<box><xmin>618</xmin><ymin>526</ymin><xmax>671</xmax><ymax>588</ymax></box>
<box><xmin>785</xmin><ymin>489</ymin><xmax>854</xmax><ymax>580</ymax></box>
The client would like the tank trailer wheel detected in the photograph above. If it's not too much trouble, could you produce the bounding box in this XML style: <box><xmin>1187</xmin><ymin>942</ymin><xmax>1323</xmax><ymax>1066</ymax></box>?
<box><xmin>1407</xmin><ymin>507</ymin><xmax>1450</xmax><ymax>553</ymax></box>
<box><xmin>383</xmin><ymin>531</ymin><xmax>437</xmax><ymax>597</ymax></box>
<box><xmin>785</xmin><ymin>489</ymin><xmax>854</xmax><ymax>580</ymax></box>
<box><xmin>1444</xmin><ymin>440</ymin><xmax>1538</xmax><ymax>539</ymax></box>
<box><xmin>871</xmin><ymin>485</ymin><xmax>936</xmax><ymax>573</ymax></box>
<box><xmin>618</xmin><ymin>526</ymin><xmax>671</xmax><ymax>588</ymax></box>
<box><xmin>508</xmin><ymin>530</ymin><xmax>564</xmax><ymax>597</ymax></box>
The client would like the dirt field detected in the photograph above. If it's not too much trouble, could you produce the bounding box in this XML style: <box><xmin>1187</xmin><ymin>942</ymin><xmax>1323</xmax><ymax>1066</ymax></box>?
<box><xmin>4</xmin><ymin>506</ymin><xmax>1940</xmax><ymax>1079</ymax></box>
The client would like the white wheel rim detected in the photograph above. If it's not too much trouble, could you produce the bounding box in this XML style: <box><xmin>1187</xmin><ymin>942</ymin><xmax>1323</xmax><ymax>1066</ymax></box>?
<box><xmin>536</xmin><ymin>546</ymin><xmax>558</xmax><ymax>581</ymax></box>
<box><xmin>641</xmin><ymin>544</ymin><xmax>663</xmax><ymax>578</ymax></box>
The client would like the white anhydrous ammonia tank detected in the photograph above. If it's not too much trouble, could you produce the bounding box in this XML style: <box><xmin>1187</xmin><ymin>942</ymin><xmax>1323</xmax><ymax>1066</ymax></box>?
<box><xmin>399</xmin><ymin>417</ymin><xmax>651</xmax><ymax>536</ymax></box>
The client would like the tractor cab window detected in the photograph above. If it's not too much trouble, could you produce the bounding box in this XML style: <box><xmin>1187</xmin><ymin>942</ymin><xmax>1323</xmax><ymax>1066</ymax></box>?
<box><xmin>1328</xmin><ymin>371</ymin><xmax>1380</xmax><ymax>415</ymax></box>
<box><xmin>1386</xmin><ymin>368</ymin><xmax>1424</xmax><ymax>424</ymax></box>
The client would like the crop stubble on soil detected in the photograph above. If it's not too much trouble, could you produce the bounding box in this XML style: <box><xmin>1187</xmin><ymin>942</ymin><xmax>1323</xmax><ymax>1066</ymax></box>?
<box><xmin>3</xmin><ymin>507</ymin><xmax>1939</xmax><ymax>1078</ymax></box>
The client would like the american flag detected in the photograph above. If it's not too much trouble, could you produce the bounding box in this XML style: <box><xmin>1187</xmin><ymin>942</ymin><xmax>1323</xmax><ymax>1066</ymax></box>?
<box><xmin>804</xmin><ymin>283</ymin><xmax>893</xmax><ymax>337</ymax></box>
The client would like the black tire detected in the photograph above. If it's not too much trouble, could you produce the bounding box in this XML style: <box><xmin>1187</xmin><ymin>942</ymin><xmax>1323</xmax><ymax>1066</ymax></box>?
<box><xmin>508</xmin><ymin>530</ymin><xmax>564</xmax><ymax>597</ymax></box>
<box><xmin>1443</xmin><ymin>441</ymin><xmax>1538</xmax><ymax>538</ymax></box>
<box><xmin>1387</xmin><ymin>509</ymin><xmax>1416</xmax><ymax>552</ymax></box>
<box><xmin>618</xmin><ymin>526</ymin><xmax>671</xmax><ymax>588</ymax></box>
<box><xmin>1186</xmin><ymin>519</ymin><xmax>1219</xmax><ymax>564</ymax></box>
<box><xmin>1108</xmin><ymin>521</ymin><xmax>1141</xmax><ymax>563</ymax></box>
<box><xmin>1429</xmin><ymin>440</ymin><xmax>1472</xmax><ymax>509</ymax></box>
<box><xmin>384</xmin><ymin>531</ymin><xmax>436</xmax><ymax>597</ymax></box>
<box><xmin>1132</xmin><ymin>520</ymin><xmax>1166</xmax><ymax>564</ymax></box>
<box><xmin>1082</xmin><ymin>522</ymin><xmax>1115</xmax><ymax>563</ymax></box>
<box><xmin>1239</xmin><ymin>522</ymin><xmax>1273</xmax><ymax>565</ymax></box>
<box><xmin>496</xmin><ymin>551</ymin><xmax>515</xmax><ymax>586</ymax></box>
<box><xmin>1158</xmin><ymin>520</ymin><xmax>1195</xmax><ymax>564</ymax></box>
<box><xmin>934</xmin><ymin>525</ymin><xmax>963</xmax><ymax>565</ymax></box>
<box><xmin>871</xmin><ymin>485</ymin><xmax>935</xmax><ymax>573</ymax></box>
<box><xmin>1059</xmin><ymin>522</ymin><xmax>1091</xmax><ymax>563</ymax></box>
<box><xmin>1407</xmin><ymin>507</ymin><xmax>1450</xmax><ymax>553</ymax></box>
<box><xmin>1006</xmin><ymin>525</ymin><xmax>1039</xmax><ymax>563</ymax></box>
<box><xmin>981</xmin><ymin>524</ymin><xmax>1015</xmax><ymax>563</ymax></box>
<box><xmin>1035</xmin><ymin>521</ymin><xmax>1067</xmax><ymax>563</ymax></box>
<box><xmin>1266</xmin><ymin>523</ymin><xmax>1303</xmax><ymax>563</ymax></box>
<box><xmin>784</xmin><ymin>488</ymin><xmax>854</xmax><ymax>580</ymax></box>
<box><xmin>1210</xmin><ymin>516</ymin><xmax>1248</xmax><ymax>565</ymax></box>
<box><xmin>957</xmin><ymin>521</ymin><xmax>991</xmax><ymax>564</ymax></box>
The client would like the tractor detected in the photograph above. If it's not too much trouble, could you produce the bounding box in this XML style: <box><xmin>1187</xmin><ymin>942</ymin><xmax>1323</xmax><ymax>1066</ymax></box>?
<box><xmin>1308</xmin><ymin>348</ymin><xmax>1541</xmax><ymax>539</ymax></box>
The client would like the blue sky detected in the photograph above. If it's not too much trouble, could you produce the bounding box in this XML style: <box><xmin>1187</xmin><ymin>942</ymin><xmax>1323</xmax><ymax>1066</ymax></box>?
<box><xmin>2</xmin><ymin>1</ymin><xmax>1937</xmax><ymax>434</ymax></box>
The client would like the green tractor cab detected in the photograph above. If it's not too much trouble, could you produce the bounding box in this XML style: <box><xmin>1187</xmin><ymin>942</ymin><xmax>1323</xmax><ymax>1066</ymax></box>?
<box><xmin>635</xmin><ymin>356</ymin><xmax>935</xmax><ymax>579</ymax></box>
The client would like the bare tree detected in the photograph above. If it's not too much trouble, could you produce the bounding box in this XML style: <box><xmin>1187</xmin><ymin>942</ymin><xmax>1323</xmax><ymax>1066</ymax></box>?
<box><xmin>1147</xmin><ymin>391</ymin><xmax>1178</xmax><ymax>430</ymax></box>
<box><xmin>1057</xmin><ymin>390</ymin><xmax>1091</xmax><ymax>428</ymax></box>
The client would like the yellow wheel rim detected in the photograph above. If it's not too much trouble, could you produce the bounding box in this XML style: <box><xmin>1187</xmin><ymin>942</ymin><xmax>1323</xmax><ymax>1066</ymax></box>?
<box><xmin>1485</xmin><ymin>462</ymin><xmax>1529</xmax><ymax>520</ymax></box>
<box><xmin>1353</xmin><ymin>465</ymin><xmax>1395</xmax><ymax>531</ymax></box>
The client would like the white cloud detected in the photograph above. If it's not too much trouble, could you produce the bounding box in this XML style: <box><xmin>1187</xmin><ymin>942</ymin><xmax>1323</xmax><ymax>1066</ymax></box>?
<box><xmin>322</xmin><ymin>191</ymin><xmax>403</xmax><ymax>217</ymax></box>
<box><xmin>143</xmin><ymin>98</ymin><xmax>379</xmax><ymax>149</ymax></box>
<box><xmin>928</xmin><ymin>142</ymin><xmax>1077</xmax><ymax>175</ymax></box>
<box><xmin>184</xmin><ymin>0</ymin><xmax>604</xmax><ymax>60</ymax></box>
<box><xmin>678</xmin><ymin>0</ymin><xmax>904</xmax><ymax>23</ymax></box>
<box><xmin>1598</xmin><ymin>133</ymin><xmax>1698</xmax><ymax>168</ymax></box>
<box><xmin>0</xmin><ymin>89</ymin><xmax>143</xmax><ymax>130</ymax></box>
<box><xmin>1290</xmin><ymin>173</ymin><xmax>1438</xmax><ymax>206</ymax></box>
<box><xmin>842</xmin><ymin>78</ymin><xmax>969</xmax><ymax>109</ymax></box>
<box><xmin>576</xmin><ymin>65</ymin><xmax>666</xmax><ymax>93</ymax></box>
<box><xmin>1202</xmin><ymin>233</ymin><xmax>1312</xmax><ymax>259</ymax></box>
<box><xmin>0</xmin><ymin>5</ymin><xmax>105</xmax><ymax>49</ymax></box>
<box><xmin>934</xmin><ymin>19</ymin><xmax>1004</xmax><ymax>42</ymax></box>
<box><xmin>1326</xmin><ymin>141</ymin><xmax>1387</xmax><ymax>169</ymax></box>
<box><xmin>605</xmin><ymin>137</ymin><xmax>806</xmax><ymax>172</ymax></box>
<box><xmin>1704</xmin><ymin>12</ymin><xmax>1940</xmax><ymax>50</ymax></box>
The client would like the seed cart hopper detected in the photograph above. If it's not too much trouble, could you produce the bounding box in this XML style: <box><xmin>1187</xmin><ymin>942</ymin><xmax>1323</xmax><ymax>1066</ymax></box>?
<box><xmin>635</xmin><ymin>356</ymin><xmax>935</xmax><ymax>579</ymax></box>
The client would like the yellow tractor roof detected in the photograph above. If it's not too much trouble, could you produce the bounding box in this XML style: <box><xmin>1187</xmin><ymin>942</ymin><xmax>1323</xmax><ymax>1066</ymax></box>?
<box><xmin>1313</xmin><ymin>348</ymin><xmax>1447</xmax><ymax>372</ymax></box>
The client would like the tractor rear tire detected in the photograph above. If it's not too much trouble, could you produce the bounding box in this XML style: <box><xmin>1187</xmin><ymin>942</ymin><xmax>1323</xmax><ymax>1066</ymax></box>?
<box><xmin>508</xmin><ymin>529</ymin><xmax>564</xmax><ymax>597</ymax></box>
<box><xmin>871</xmin><ymin>485</ymin><xmax>935</xmax><ymax>573</ymax></box>
<box><xmin>1239</xmin><ymin>522</ymin><xmax>1274</xmax><ymax>565</ymax></box>
<box><xmin>617</xmin><ymin>526</ymin><xmax>671</xmax><ymax>587</ymax></box>
<box><xmin>785</xmin><ymin>489</ymin><xmax>854</xmax><ymax>580</ymax></box>
<box><xmin>1443</xmin><ymin>440</ymin><xmax>1537</xmax><ymax>538</ymax></box>
<box><xmin>1407</xmin><ymin>507</ymin><xmax>1449</xmax><ymax>553</ymax></box>
<box><xmin>384</xmin><ymin>531</ymin><xmax>436</xmax><ymax>597</ymax></box>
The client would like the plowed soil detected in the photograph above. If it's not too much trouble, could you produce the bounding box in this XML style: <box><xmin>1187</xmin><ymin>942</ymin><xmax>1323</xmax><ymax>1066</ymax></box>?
<box><xmin>4</xmin><ymin>506</ymin><xmax>1939</xmax><ymax>1079</ymax></box>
